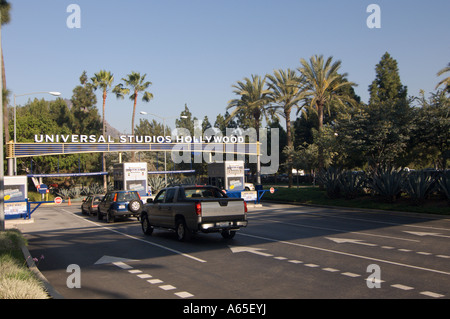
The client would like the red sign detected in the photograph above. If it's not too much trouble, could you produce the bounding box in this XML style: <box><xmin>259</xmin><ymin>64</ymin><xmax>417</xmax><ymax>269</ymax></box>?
<box><xmin>270</xmin><ymin>187</ymin><xmax>275</xmax><ymax>194</ymax></box>
<box><xmin>54</xmin><ymin>197</ymin><xmax>63</xmax><ymax>205</ymax></box>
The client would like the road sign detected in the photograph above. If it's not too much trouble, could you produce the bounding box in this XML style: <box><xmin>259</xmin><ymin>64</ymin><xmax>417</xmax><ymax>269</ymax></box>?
<box><xmin>38</xmin><ymin>184</ymin><xmax>48</xmax><ymax>194</ymax></box>
<box><xmin>54</xmin><ymin>197</ymin><xmax>63</xmax><ymax>205</ymax></box>
<box><xmin>270</xmin><ymin>187</ymin><xmax>275</xmax><ymax>194</ymax></box>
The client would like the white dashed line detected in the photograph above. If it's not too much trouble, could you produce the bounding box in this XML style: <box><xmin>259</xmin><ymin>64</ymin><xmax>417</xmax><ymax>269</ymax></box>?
<box><xmin>159</xmin><ymin>285</ymin><xmax>176</xmax><ymax>291</ymax></box>
<box><xmin>175</xmin><ymin>291</ymin><xmax>194</xmax><ymax>298</ymax></box>
<box><xmin>420</xmin><ymin>291</ymin><xmax>444</xmax><ymax>298</ymax></box>
<box><xmin>147</xmin><ymin>279</ymin><xmax>163</xmax><ymax>284</ymax></box>
<box><xmin>322</xmin><ymin>268</ymin><xmax>340</xmax><ymax>272</ymax></box>
<box><xmin>341</xmin><ymin>272</ymin><xmax>360</xmax><ymax>278</ymax></box>
<box><xmin>137</xmin><ymin>274</ymin><xmax>152</xmax><ymax>279</ymax></box>
<box><xmin>391</xmin><ymin>284</ymin><xmax>414</xmax><ymax>291</ymax></box>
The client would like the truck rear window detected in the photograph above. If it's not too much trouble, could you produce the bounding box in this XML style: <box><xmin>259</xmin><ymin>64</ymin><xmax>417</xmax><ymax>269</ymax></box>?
<box><xmin>183</xmin><ymin>187</ymin><xmax>227</xmax><ymax>199</ymax></box>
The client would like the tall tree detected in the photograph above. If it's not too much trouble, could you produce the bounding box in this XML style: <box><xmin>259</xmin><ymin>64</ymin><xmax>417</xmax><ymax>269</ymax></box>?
<box><xmin>226</xmin><ymin>75</ymin><xmax>271</xmax><ymax>140</ymax></box>
<box><xmin>91</xmin><ymin>70</ymin><xmax>114</xmax><ymax>188</ymax></box>
<box><xmin>71</xmin><ymin>71</ymin><xmax>101</xmax><ymax>135</ymax></box>
<box><xmin>226</xmin><ymin>75</ymin><xmax>271</xmax><ymax>184</ymax></box>
<box><xmin>266</xmin><ymin>68</ymin><xmax>304</xmax><ymax>187</ymax></box>
<box><xmin>1</xmin><ymin>0</ymin><xmax>11</xmax><ymax>148</ymax></box>
<box><xmin>113</xmin><ymin>71</ymin><xmax>153</xmax><ymax>136</ymax></box>
<box><xmin>436</xmin><ymin>62</ymin><xmax>450</xmax><ymax>94</ymax></box>
<box><xmin>91</xmin><ymin>70</ymin><xmax>114</xmax><ymax>136</ymax></box>
<box><xmin>369</xmin><ymin>52</ymin><xmax>407</xmax><ymax>105</ymax></box>
<box><xmin>297</xmin><ymin>55</ymin><xmax>356</xmax><ymax>170</ymax></box>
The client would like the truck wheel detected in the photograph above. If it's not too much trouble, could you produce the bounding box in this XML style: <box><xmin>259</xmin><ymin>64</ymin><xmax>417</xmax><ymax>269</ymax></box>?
<box><xmin>221</xmin><ymin>230</ymin><xmax>236</xmax><ymax>239</ymax></box>
<box><xmin>175</xmin><ymin>218</ymin><xmax>191</xmax><ymax>241</ymax></box>
<box><xmin>141</xmin><ymin>215</ymin><xmax>153</xmax><ymax>235</ymax></box>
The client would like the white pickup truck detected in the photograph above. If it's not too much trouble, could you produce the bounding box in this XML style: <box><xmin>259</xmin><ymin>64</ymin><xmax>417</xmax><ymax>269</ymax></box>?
<box><xmin>140</xmin><ymin>185</ymin><xmax>248</xmax><ymax>241</ymax></box>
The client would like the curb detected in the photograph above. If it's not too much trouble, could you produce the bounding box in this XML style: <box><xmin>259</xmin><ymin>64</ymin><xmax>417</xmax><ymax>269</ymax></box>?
<box><xmin>21</xmin><ymin>244</ymin><xmax>64</xmax><ymax>299</ymax></box>
<box><xmin>261</xmin><ymin>200</ymin><xmax>450</xmax><ymax>219</ymax></box>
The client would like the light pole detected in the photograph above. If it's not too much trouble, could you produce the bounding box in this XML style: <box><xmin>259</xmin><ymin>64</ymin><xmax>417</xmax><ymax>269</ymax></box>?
<box><xmin>140</xmin><ymin>111</ymin><xmax>187</xmax><ymax>185</ymax></box>
<box><xmin>11</xmin><ymin>91</ymin><xmax>61</xmax><ymax>175</ymax></box>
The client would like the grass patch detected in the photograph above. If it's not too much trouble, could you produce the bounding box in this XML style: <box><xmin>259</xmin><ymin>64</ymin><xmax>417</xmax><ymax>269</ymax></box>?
<box><xmin>262</xmin><ymin>186</ymin><xmax>450</xmax><ymax>215</ymax></box>
<box><xmin>0</xmin><ymin>230</ymin><xmax>49</xmax><ymax>299</ymax></box>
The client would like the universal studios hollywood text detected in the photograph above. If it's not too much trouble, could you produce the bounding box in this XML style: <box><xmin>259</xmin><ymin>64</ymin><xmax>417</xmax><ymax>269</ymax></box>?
<box><xmin>32</xmin><ymin>127</ymin><xmax>280</xmax><ymax>174</ymax></box>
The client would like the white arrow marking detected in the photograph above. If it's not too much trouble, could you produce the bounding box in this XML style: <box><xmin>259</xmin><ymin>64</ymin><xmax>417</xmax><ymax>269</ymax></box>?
<box><xmin>404</xmin><ymin>231</ymin><xmax>450</xmax><ymax>239</ymax></box>
<box><xmin>229</xmin><ymin>246</ymin><xmax>274</xmax><ymax>257</ymax></box>
<box><xmin>95</xmin><ymin>255</ymin><xmax>138</xmax><ymax>269</ymax></box>
<box><xmin>326</xmin><ymin>237</ymin><xmax>377</xmax><ymax>246</ymax></box>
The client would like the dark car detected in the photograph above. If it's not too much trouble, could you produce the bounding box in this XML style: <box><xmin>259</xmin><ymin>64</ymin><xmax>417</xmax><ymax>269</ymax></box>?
<box><xmin>81</xmin><ymin>194</ymin><xmax>104</xmax><ymax>215</ymax></box>
<box><xmin>97</xmin><ymin>190</ymin><xmax>143</xmax><ymax>223</ymax></box>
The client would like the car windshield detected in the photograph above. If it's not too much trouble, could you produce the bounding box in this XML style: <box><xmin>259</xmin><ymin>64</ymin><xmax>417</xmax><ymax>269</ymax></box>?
<box><xmin>116</xmin><ymin>192</ymin><xmax>139</xmax><ymax>202</ymax></box>
<box><xmin>183</xmin><ymin>187</ymin><xmax>227</xmax><ymax>199</ymax></box>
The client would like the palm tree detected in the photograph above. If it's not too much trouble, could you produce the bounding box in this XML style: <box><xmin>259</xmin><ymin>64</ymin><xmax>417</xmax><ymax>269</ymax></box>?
<box><xmin>297</xmin><ymin>55</ymin><xmax>356</xmax><ymax>169</ymax></box>
<box><xmin>436</xmin><ymin>62</ymin><xmax>450</xmax><ymax>93</ymax></box>
<box><xmin>91</xmin><ymin>70</ymin><xmax>114</xmax><ymax>190</ymax></box>
<box><xmin>113</xmin><ymin>71</ymin><xmax>153</xmax><ymax>161</ymax></box>
<box><xmin>113</xmin><ymin>71</ymin><xmax>153</xmax><ymax>135</ymax></box>
<box><xmin>1</xmin><ymin>0</ymin><xmax>11</xmax><ymax>147</ymax></box>
<box><xmin>227</xmin><ymin>74</ymin><xmax>271</xmax><ymax>140</ymax></box>
<box><xmin>226</xmin><ymin>74</ymin><xmax>271</xmax><ymax>184</ymax></box>
<box><xmin>91</xmin><ymin>70</ymin><xmax>114</xmax><ymax>136</ymax></box>
<box><xmin>267</xmin><ymin>69</ymin><xmax>304</xmax><ymax>187</ymax></box>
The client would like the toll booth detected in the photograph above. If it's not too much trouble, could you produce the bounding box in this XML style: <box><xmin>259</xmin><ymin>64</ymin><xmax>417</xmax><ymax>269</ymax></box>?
<box><xmin>207</xmin><ymin>161</ymin><xmax>245</xmax><ymax>191</ymax></box>
<box><xmin>4</xmin><ymin>176</ymin><xmax>28</xmax><ymax>219</ymax></box>
<box><xmin>113</xmin><ymin>162</ymin><xmax>148</xmax><ymax>197</ymax></box>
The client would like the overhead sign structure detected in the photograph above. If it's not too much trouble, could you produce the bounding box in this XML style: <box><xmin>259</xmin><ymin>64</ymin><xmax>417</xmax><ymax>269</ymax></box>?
<box><xmin>6</xmin><ymin>135</ymin><xmax>259</xmax><ymax>159</ymax></box>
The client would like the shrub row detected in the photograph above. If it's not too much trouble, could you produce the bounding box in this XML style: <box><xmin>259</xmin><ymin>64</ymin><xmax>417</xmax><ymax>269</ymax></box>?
<box><xmin>318</xmin><ymin>166</ymin><xmax>450</xmax><ymax>205</ymax></box>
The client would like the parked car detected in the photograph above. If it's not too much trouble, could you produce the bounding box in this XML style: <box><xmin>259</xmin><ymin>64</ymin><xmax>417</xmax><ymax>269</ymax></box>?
<box><xmin>97</xmin><ymin>190</ymin><xmax>143</xmax><ymax>223</ymax></box>
<box><xmin>141</xmin><ymin>185</ymin><xmax>248</xmax><ymax>241</ymax></box>
<box><xmin>81</xmin><ymin>194</ymin><xmax>104</xmax><ymax>215</ymax></box>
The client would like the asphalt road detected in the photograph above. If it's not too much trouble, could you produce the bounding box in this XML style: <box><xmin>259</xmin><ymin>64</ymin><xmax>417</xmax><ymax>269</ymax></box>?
<box><xmin>13</xmin><ymin>202</ymin><xmax>450</xmax><ymax>300</ymax></box>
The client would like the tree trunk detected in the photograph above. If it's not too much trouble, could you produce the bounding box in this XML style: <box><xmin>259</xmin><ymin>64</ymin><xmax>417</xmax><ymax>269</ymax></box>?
<box><xmin>102</xmin><ymin>90</ymin><xmax>107</xmax><ymax>191</ymax></box>
<box><xmin>286</xmin><ymin>109</ymin><xmax>293</xmax><ymax>188</ymax></box>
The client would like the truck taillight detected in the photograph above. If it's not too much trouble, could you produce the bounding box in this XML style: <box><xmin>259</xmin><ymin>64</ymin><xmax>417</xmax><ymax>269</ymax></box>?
<box><xmin>244</xmin><ymin>201</ymin><xmax>248</xmax><ymax>213</ymax></box>
<box><xmin>195</xmin><ymin>202</ymin><xmax>202</xmax><ymax>216</ymax></box>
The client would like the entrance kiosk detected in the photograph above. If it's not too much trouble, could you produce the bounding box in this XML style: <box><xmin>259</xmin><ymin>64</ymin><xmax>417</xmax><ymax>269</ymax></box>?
<box><xmin>4</xmin><ymin>176</ymin><xmax>28</xmax><ymax>219</ymax></box>
<box><xmin>113</xmin><ymin>162</ymin><xmax>148</xmax><ymax>197</ymax></box>
<box><xmin>207</xmin><ymin>161</ymin><xmax>245</xmax><ymax>192</ymax></box>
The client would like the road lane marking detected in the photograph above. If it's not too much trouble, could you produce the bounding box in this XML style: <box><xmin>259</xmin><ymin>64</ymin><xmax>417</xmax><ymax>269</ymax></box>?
<box><xmin>420</xmin><ymin>291</ymin><xmax>444</xmax><ymax>298</ymax></box>
<box><xmin>239</xmin><ymin>233</ymin><xmax>450</xmax><ymax>276</ymax></box>
<box><xmin>61</xmin><ymin>209</ymin><xmax>206</xmax><ymax>263</ymax></box>
<box><xmin>391</xmin><ymin>284</ymin><xmax>414</xmax><ymax>290</ymax></box>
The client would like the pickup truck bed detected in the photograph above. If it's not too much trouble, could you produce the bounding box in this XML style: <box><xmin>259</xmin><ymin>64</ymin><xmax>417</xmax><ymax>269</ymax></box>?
<box><xmin>140</xmin><ymin>185</ymin><xmax>248</xmax><ymax>241</ymax></box>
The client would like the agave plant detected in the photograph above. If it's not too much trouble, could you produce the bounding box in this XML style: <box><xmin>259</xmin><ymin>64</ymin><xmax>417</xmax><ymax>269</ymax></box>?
<box><xmin>318</xmin><ymin>167</ymin><xmax>343</xmax><ymax>199</ymax></box>
<box><xmin>148</xmin><ymin>176</ymin><xmax>166</xmax><ymax>193</ymax></box>
<box><xmin>368</xmin><ymin>166</ymin><xmax>404</xmax><ymax>203</ymax></box>
<box><xmin>339</xmin><ymin>171</ymin><xmax>366</xmax><ymax>199</ymax></box>
<box><xmin>402</xmin><ymin>171</ymin><xmax>435</xmax><ymax>205</ymax></box>
<box><xmin>436</xmin><ymin>171</ymin><xmax>450</xmax><ymax>204</ymax></box>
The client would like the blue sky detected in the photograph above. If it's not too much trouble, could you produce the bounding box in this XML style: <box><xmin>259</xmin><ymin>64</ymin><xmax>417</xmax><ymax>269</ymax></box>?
<box><xmin>3</xmin><ymin>0</ymin><xmax>449</xmax><ymax>134</ymax></box>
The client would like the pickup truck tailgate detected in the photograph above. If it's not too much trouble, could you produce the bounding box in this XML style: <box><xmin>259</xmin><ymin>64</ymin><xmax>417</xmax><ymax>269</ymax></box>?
<box><xmin>199</xmin><ymin>199</ymin><xmax>246</xmax><ymax>220</ymax></box>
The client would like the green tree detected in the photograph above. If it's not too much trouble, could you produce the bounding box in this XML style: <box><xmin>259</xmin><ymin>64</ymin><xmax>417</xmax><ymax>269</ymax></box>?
<box><xmin>411</xmin><ymin>90</ymin><xmax>450</xmax><ymax>169</ymax></box>
<box><xmin>71</xmin><ymin>71</ymin><xmax>101</xmax><ymax>135</ymax></box>
<box><xmin>297</xmin><ymin>55</ymin><xmax>356</xmax><ymax>170</ymax></box>
<box><xmin>113</xmin><ymin>71</ymin><xmax>153</xmax><ymax>135</ymax></box>
<box><xmin>91</xmin><ymin>70</ymin><xmax>114</xmax><ymax>188</ymax></box>
<box><xmin>226</xmin><ymin>75</ymin><xmax>271</xmax><ymax>184</ymax></box>
<box><xmin>266</xmin><ymin>69</ymin><xmax>304</xmax><ymax>187</ymax></box>
<box><xmin>226</xmin><ymin>75</ymin><xmax>271</xmax><ymax>140</ymax></box>
<box><xmin>436</xmin><ymin>62</ymin><xmax>450</xmax><ymax>94</ymax></box>
<box><xmin>1</xmin><ymin>0</ymin><xmax>11</xmax><ymax>146</ymax></box>
<box><xmin>369</xmin><ymin>52</ymin><xmax>407</xmax><ymax>104</ymax></box>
